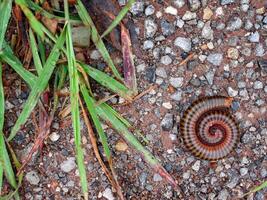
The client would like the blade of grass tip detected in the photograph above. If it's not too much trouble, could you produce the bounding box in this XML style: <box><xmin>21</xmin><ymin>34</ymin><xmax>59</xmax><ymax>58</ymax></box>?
<box><xmin>0</xmin><ymin>61</ymin><xmax>4</xmax><ymax>194</ymax></box>
<box><xmin>243</xmin><ymin>181</ymin><xmax>267</xmax><ymax>197</ymax></box>
<box><xmin>121</xmin><ymin>24</ymin><xmax>137</xmax><ymax>95</ymax></box>
<box><xmin>64</xmin><ymin>1</ymin><xmax>88</xmax><ymax>199</ymax></box>
<box><xmin>7</xmin><ymin>26</ymin><xmax>67</xmax><ymax>141</ymax></box>
<box><xmin>78</xmin><ymin>62</ymin><xmax>134</xmax><ymax>101</ymax></box>
<box><xmin>75</xmin><ymin>0</ymin><xmax>123</xmax><ymax>81</ymax></box>
<box><xmin>101</xmin><ymin>0</ymin><xmax>135</xmax><ymax>38</ymax></box>
<box><xmin>29</xmin><ymin>29</ymin><xmax>43</xmax><ymax>75</ymax></box>
<box><xmin>80</xmin><ymin>83</ymin><xmax>125</xmax><ymax>200</ymax></box>
<box><xmin>0</xmin><ymin>165</ymin><xmax>3</xmax><ymax>194</ymax></box>
<box><xmin>0</xmin><ymin>42</ymin><xmax>37</xmax><ymax>88</ymax></box>
<box><xmin>0</xmin><ymin>0</ymin><xmax>12</xmax><ymax>50</ymax></box>
<box><xmin>15</xmin><ymin>0</ymin><xmax>45</xmax><ymax>39</ymax></box>
<box><xmin>95</xmin><ymin>102</ymin><xmax>177</xmax><ymax>187</ymax></box>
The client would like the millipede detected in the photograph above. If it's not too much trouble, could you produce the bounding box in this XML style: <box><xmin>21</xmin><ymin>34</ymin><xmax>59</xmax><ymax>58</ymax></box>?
<box><xmin>180</xmin><ymin>96</ymin><xmax>239</xmax><ymax>160</ymax></box>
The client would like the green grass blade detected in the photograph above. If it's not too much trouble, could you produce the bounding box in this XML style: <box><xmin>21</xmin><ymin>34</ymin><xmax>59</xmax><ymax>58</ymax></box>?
<box><xmin>0</xmin><ymin>0</ymin><xmax>12</xmax><ymax>50</ymax></box>
<box><xmin>101</xmin><ymin>0</ymin><xmax>135</xmax><ymax>38</ymax></box>
<box><xmin>64</xmin><ymin>1</ymin><xmax>88</xmax><ymax>198</ymax></box>
<box><xmin>15</xmin><ymin>0</ymin><xmax>45</xmax><ymax>39</ymax></box>
<box><xmin>0</xmin><ymin>42</ymin><xmax>37</xmax><ymax>88</ymax></box>
<box><xmin>8</xmin><ymin>26</ymin><xmax>67</xmax><ymax>141</ymax></box>
<box><xmin>75</xmin><ymin>0</ymin><xmax>123</xmax><ymax>81</ymax></box>
<box><xmin>0</xmin><ymin>165</ymin><xmax>3</xmax><ymax>194</ymax></box>
<box><xmin>80</xmin><ymin>82</ymin><xmax>111</xmax><ymax>160</ymax></box>
<box><xmin>29</xmin><ymin>29</ymin><xmax>43</xmax><ymax>75</ymax></box>
<box><xmin>37</xmin><ymin>36</ymin><xmax>46</xmax><ymax>65</ymax></box>
<box><xmin>79</xmin><ymin>62</ymin><xmax>134</xmax><ymax>101</ymax></box>
<box><xmin>244</xmin><ymin>181</ymin><xmax>267</xmax><ymax>197</ymax></box>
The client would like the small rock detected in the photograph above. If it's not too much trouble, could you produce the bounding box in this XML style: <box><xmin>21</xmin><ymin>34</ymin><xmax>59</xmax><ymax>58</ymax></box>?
<box><xmin>145</xmin><ymin>5</ymin><xmax>155</xmax><ymax>16</ymax></box>
<box><xmin>203</xmin><ymin>7</ymin><xmax>213</xmax><ymax>20</ymax></box>
<box><xmin>145</xmin><ymin>67</ymin><xmax>156</xmax><ymax>83</ymax></box>
<box><xmin>220</xmin><ymin>0</ymin><xmax>235</xmax><ymax>5</ymax></box>
<box><xmin>248</xmin><ymin>31</ymin><xmax>260</xmax><ymax>43</ymax></box>
<box><xmin>139</xmin><ymin>172</ymin><xmax>148</xmax><ymax>185</ymax></box>
<box><xmin>163</xmin><ymin>102</ymin><xmax>172</xmax><ymax>109</ymax></box>
<box><xmin>240</xmin><ymin>168</ymin><xmax>248</xmax><ymax>176</ymax></box>
<box><xmin>254</xmin><ymin>81</ymin><xmax>263</xmax><ymax>89</ymax></box>
<box><xmin>227</xmin><ymin>176</ymin><xmax>239</xmax><ymax>189</ymax></box>
<box><xmin>207</xmin><ymin>53</ymin><xmax>223</xmax><ymax>66</ymax></box>
<box><xmin>130</xmin><ymin>2</ymin><xmax>144</xmax><ymax>15</ymax></box>
<box><xmin>173</xmin><ymin>0</ymin><xmax>185</xmax><ymax>8</ymax></box>
<box><xmin>227</xmin><ymin>48</ymin><xmax>239</xmax><ymax>59</ymax></box>
<box><xmin>182</xmin><ymin>11</ymin><xmax>197</xmax><ymax>21</ymax></box>
<box><xmin>215</xmin><ymin>7</ymin><xmax>224</xmax><ymax>16</ymax></box>
<box><xmin>192</xmin><ymin>160</ymin><xmax>201</xmax><ymax>172</ymax></box>
<box><xmin>161</xmin><ymin>55</ymin><xmax>172</xmax><ymax>65</ymax></box>
<box><xmin>176</xmin><ymin>18</ymin><xmax>185</xmax><ymax>28</ymax></box>
<box><xmin>102</xmin><ymin>188</ymin><xmax>115</xmax><ymax>200</ymax></box>
<box><xmin>190</xmin><ymin>77</ymin><xmax>201</xmax><ymax>87</ymax></box>
<box><xmin>26</xmin><ymin>171</ymin><xmax>40</xmax><ymax>185</ymax></box>
<box><xmin>165</xmin><ymin>6</ymin><xmax>178</xmax><ymax>15</ymax></box>
<box><xmin>174</xmin><ymin>37</ymin><xmax>192</xmax><ymax>52</ymax></box>
<box><xmin>170</xmin><ymin>77</ymin><xmax>184</xmax><ymax>88</ymax></box>
<box><xmin>90</xmin><ymin>50</ymin><xmax>101</xmax><ymax>60</ymax></box>
<box><xmin>227</xmin><ymin>87</ymin><xmax>238</xmax><ymax>97</ymax></box>
<box><xmin>136</xmin><ymin>63</ymin><xmax>146</xmax><ymax>72</ymax></box>
<box><xmin>143</xmin><ymin>40</ymin><xmax>154</xmax><ymax>50</ymax></box>
<box><xmin>187</xmin><ymin>60</ymin><xmax>198</xmax><ymax>70</ymax></box>
<box><xmin>241</xmin><ymin>4</ymin><xmax>249</xmax><ymax>12</ymax></box>
<box><xmin>145</xmin><ymin>19</ymin><xmax>158</xmax><ymax>38</ymax></box>
<box><xmin>255</xmin><ymin>44</ymin><xmax>265</xmax><ymax>57</ymax></box>
<box><xmin>188</xmin><ymin>0</ymin><xmax>201</xmax><ymax>11</ymax></box>
<box><xmin>153</xmin><ymin>173</ymin><xmax>163</xmax><ymax>182</ymax></box>
<box><xmin>156</xmin><ymin>67</ymin><xmax>167</xmax><ymax>78</ymax></box>
<box><xmin>244</xmin><ymin>19</ymin><xmax>253</xmax><ymax>30</ymax></box>
<box><xmin>258</xmin><ymin>60</ymin><xmax>267</xmax><ymax>73</ymax></box>
<box><xmin>202</xmin><ymin>21</ymin><xmax>213</xmax><ymax>40</ymax></box>
<box><xmin>218</xmin><ymin>189</ymin><xmax>229</xmax><ymax>200</ymax></box>
<box><xmin>183</xmin><ymin>171</ymin><xmax>191</xmax><ymax>179</ymax></box>
<box><xmin>170</xmin><ymin>90</ymin><xmax>183</xmax><ymax>101</ymax></box>
<box><xmin>60</xmin><ymin>157</ymin><xmax>76</xmax><ymax>173</ymax></box>
<box><xmin>241</xmin><ymin>47</ymin><xmax>251</xmax><ymax>57</ymax></box>
<box><xmin>161</xmin><ymin>113</ymin><xmax>174</xmax><ymax>131</ymax></box>
<box><xmin>49</xmin><ymin>132</ymin><xmax>60</xmax><ymax>142</ymax></box>
<box><xmin>161</xmin><ymin>20</ymin><xmax>175</xmax><ymax>36</ymax></box>
<box><xmin>226</xmin><ymin>17</ymin><xmax>242</xmax><ymax>31</ymax></box>
<box><xmin>115</xmin><ymin>141</ymin><xmax>128</xmax><ymax>151</ymax></box>
<box><xmin>228</xmin><ymin>36</ymin><xmax>239</xmax><ymax>46</ymax></box>
<box><xmin>205</xmin><ymin>70</ymin><xmax>215</xmax><ymax>85</ymax></box>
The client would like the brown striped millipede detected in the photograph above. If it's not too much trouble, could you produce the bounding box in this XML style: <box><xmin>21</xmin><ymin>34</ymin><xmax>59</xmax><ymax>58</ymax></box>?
<box><xmin>180</xmin><ymin>96</ymin><xmax>239</xmax><ymax>160</ymax></box>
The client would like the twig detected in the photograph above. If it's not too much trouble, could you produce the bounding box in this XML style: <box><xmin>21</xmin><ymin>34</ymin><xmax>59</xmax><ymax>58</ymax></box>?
<box><xmin>178</xmin><ymin>52</ymin><xmax>196</xmax><ymax>66</ymax></box>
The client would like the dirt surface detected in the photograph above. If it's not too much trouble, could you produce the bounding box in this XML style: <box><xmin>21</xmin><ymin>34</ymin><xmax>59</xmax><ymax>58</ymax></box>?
<box><xmin>3</xmin><ymin>0</ymin><xmax>267</xmax><ymax>199</ymax></box>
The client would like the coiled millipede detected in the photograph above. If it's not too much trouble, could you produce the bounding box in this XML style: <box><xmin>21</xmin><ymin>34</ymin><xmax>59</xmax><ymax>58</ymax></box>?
<box><xmin>180</xmin><ymin>96</ymin><xmax>239</xmax><ymax>160</ymax></box>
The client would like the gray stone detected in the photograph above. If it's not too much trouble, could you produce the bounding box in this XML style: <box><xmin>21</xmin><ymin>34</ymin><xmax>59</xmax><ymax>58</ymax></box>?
<box><xmin>26</xmin><ymin>171</ymin><xmax>40</xmax><ymax>185</ymax></box>
<box><xmin>182</xmin><ymin>11</ymin><xmax>197</xmax><ymax>21</ymax></box>
<box><xmin>170</xmin><ymin>90</ymin><xmax>183</xmax><ymax>101</ymax></box>
<box><xmin>248</xmin><ymin>31</ymin><xmax>260</xmax><ymax>43</ymax></box>
<box><xmin>170</xmin><ymin>77</ymin><xmax>184</xmax><ymax>88</ymax></box>
<box><xmin>218</xmin><ymin>189</ymin><xmax>229</xmax><ymax>200</ymax></box>
<box><xmin>174</xmin><ymin>37</ymin><xmax>192</xmax><ymax>52</ymax></box>
<box><xmin>173</xmin><ymin>0</ymin><xmax>185</xmax><ymax>8</ymax></box>
<box><xmin>227</xmin><ymin>87</ymin><xmax>238</xmax><ymax>97</ymax></box>
<box><xmin>90</xmin><ymin>50</ymin><xmax>101</xmax><ymax>60</ymax></box>
<box><xmin>145</xmin><ymin>19</ymin><xmax>158</xmax><ymax>38</ymax></box>
<box><xmin>238</xmin><ymin>81</ymin><xmax>246</xmax><ymax>88</ymax></box>
<box><xmin>153</xmin><ymin>173</ymin><xmax>163</xmax><ymax>182</ymax></box>
<box><xmin>220</xmin><ymin>0</ymin><xmax>235</xmax><ymax>5</ymax></box>
<box><xmin>244</xmin><ymin>20</ymin><xmax>253</xmax><ymax>30</ymax></box>
<box><xmin>156</xmin><ymin>67</ymin><xmax>167</xmax><ymax>78</ymax></box>
<box><xmin>130</xmin><ymin>2</ymin><xmax>144</xmax><ymax>15</ymax></box>
<box><xmin>187</xmin><ymin>60</ymin><xmax>198</xmax><ymax>70</ymax></box>
<box><xmin>265</xmin><ymin>86</ymin><xmax>267</xmax><ymax>93</ymax></box>
<box><xmin>205</xmin><ymin>70</ymin><xmax>215</xmax><ymax>85</ymax></box>
<box><xmin>145</xmin><ymin>5</ymin><xmax>155</xmax><ymax>16</ymax></box>
<box><xmin>240</xmin><ymin>167</ymin><xmax>248</xmax><ymax>176</ymax></box>
<box><xmin>228</xmin><ymin>36</ymin><xmax>239</xmax><ymax>46</ymax></box>
<box><xmin>102</xmin><ymin>188</ymin><xmax>115</xmax><ymax>200</ymax></box>
<box><xmin>254</xmin><ymin>81</ymin><xmax>263</xmax><ymax>89</ymax></box>
<box><xmin>192</xmin><ymin>160</ymin><xmax>201</xmax><ymax>171</ymax></box>
<box><xmin>136</xmin><ymin>63</ymin><xmax>146</xmax><ymax>72</ymax></box>
<box><xmin>176</xmin><ymin>18</ymin><xmax>185</xmax><ymax>28</ymax></box>
<box><xmin>227</xmin><ymin>176</ymin><xmax>239</xmax><ymax>189</ymax></box>
<box><xmin>241</xmin><ymin>47</ymin><xmax>251</xmax><ymax>57</ymax></box>
<box><xmin>139</xmin><ymin>172</ymin><xmax>148</xmax><ymax>185</ymax></box>
<box><xmin>188</xmin><ymin>0</ymin><xmax>201</xmax><ymax>11</ymax></box>
<box><xmin>263</xmin><ymin>16</ymin><xmax>267</xmax><ymax>24</ymax></box>
<box><xmin>207</xmin><ymin>53</ymin><xmax>223</xmax><ymax>66</ymax></box>
<box><xmin>255</xmin><ymin>44</ymin><xmax>265</xmax><ymax>57</ymax></box>
<box><xmin>260</xmin><ymin>168</ymin><xmax>267</xmax><ymax>178</ymax></box>
<box><xmin>190</xmin><ymin>77</ymin><xmax>201</xmax><ymax>87</ymax></box>
<box><xmin>258</xmin><ymin>60</ymin><xmax>267</xmax><ymax>73</ymax></box>
<box><xmin>216</xmin><ymin>22</ymin><xmax>226</xmax><ymax>30</ymax></box>
<box><xmin>202</xmin><ymin>21</ymin><xmax>214</xmax><ymax>40</ymax></box>
<box><xmin>161</xmin><ymin>113</ymin><xmax>174</xmax><ymax>131</ymax></box>
<box><xmin>143</xmin><ymin>40</ymin><xmax>154</xmax><ymax>50</ymax></box>
<box><xmin>145</xmin><ymin>67</ymin><xmax>156</xmax><ymax>83</ymax></box>
<box><xmin>161</xmin><ymin>55</ymin><xmax>172</xmax><ymax>65</ymax></box>
<box><xmin>226</xmin><ymin>17</ymin><xmax>242</xmax><ymax>31</ymax></box>
<box><xmin>60</xmin><ymin>157</ymin><xmax>76</xmax><ymax>173</ymax></box>
<box><xmin>182</xmin><ymin>171</ymin><xmax>191</xmax><ymax>179</ymax></box>
<box><xmin>161</xmin><ymin>20</ymin><xmax>175</xmax><ymax>36</ymax></box>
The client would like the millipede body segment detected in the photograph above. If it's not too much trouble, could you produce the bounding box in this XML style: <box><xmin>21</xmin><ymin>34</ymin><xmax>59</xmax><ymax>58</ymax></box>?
<box><xmin>180</xmin><ymin>96</ymin><xmax>239</xmax><ymax>160</ymax></box>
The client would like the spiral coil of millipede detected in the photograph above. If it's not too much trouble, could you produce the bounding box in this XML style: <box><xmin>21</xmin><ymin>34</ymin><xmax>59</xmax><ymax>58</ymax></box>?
<box><xmin>180</xmin><ymin>96</ymin><xmax>239</xmax><ymax>160</ymax></box>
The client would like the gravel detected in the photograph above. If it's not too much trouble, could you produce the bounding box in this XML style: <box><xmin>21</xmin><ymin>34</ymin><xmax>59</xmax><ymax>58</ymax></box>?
<box><xmin>182</xmin><ymin>11</ymin><xmax>197</xmax><ymax>20</ymax></box>
<box><xmin>207</xmin><ymin>53</ymin><xmax>223</xmax><ymax>66</ymax></box>
<box><xmin>202</xmin><ymin>21</ymin><xmax>214</xmax><ymax>40</ymax></box>
<box><xmin>174</xmin><ymin>37</ymin><xmax>192</xmax><ymax>52</ymax></box>
<box><xmin>153</xmin><ymin>173</ymin><xmax>163</xmax><ymax>182</ymax></box>
<box><xmin>161</xmin><ymin>55</ymin><xmax>172</xmax><ymax>65</ymax></box>
<box><xmin>169</xmin><ymin>77</ymin><xmax>184</xmax><ymax>88</ymax></box>
<box><xmin>145</xmin><ymin>5</ymin><xmax>155</xmax><ymax>16</ymax></box>
<box><xmin>161</xmin><ymin>113</ymin><xmax>174</xmax><ymax>131</ymax></box>
<box><xmin>60</xmin><ymin>157</ymin><xmax>76</xmax><ymax>173</ymax></box>
<box><xmin>25</xmin><ymin>171</ymin><xmax>40</xmax><ymax>185</ymax></box>
<box><xmin>248</xmin><ymin>31</ymin><xmax>260</xmax><ymax>43</ymax></box>
<box><xmin>226</xmin><ymin>17</ymin><xmax>243</xmax><ymax>31</ymax></box>
<box><xmin>143</xmin><ymin>40</ymin><xmax>154</xmax><ymax>50</ymax></box>
<box><xmin>145</xmin><ymin>19</ymin><xmax>158</xmax><ymax>38</ymax></box>
<box><xmin>164</xmin><ymin>6</ymin><xmax>178</xmax><ymax>15</ymax></box>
